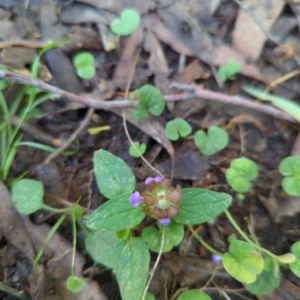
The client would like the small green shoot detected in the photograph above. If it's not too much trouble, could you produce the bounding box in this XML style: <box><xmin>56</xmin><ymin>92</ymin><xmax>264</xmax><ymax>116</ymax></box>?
<box><xmin>194</xmin><ymin>126</ymin><xmax>229</xmax><ymax>155</ymax></box>
<box><xmin>165</xmin><ymin>118</ymin><xmax>192</xmax><ymax>141</ymax></box>
<box><xmin>223</xmin><ymin>240</ymin><xmax>264</xmax><ymax>284</ymax></box>
<box><xmin>289</xmin><ymin>242</ymin><xmax>300</xmax><ymax>277</ymax></box>
<box><xmin>131</xmin><ymin>84</ymin><xmax>165</xmax><ymax>120</ymax></box>
<box><xmin>243</xmin><ymin>86</ymin><xmax>300</xmax><ymax>123</ymax></box>
<box><xmin>73</xmin><ymin>52</ymin><xmax>95</xmax><ymax>80</ymax></box>
<box><xmin>217</xmin><ymin>60</ymin><xmax>241</xmax><ymax>83</ymax></box>
<box><xmin>178</xmin><ymin>290</ymin><xmax>212</xmax><ymax>300</ymax></box>
<box><xmin>66</xmin><ymin>275</ymin><xmax>86</xmax><ymax>293</ymax></box>
<box><xmin>225</xmin><ymin>157</ymin><xmax>258</xmax><ymax>193</ymax></box>
<box><xmin>279</xmin><ymin>156</ymin><xmax>300</xmax><ymax>196</ymax></box>
<box><xmin>110</xmin><ymin>8</ymin><xmax>140</xmax><ymax>36</ymax></box>
<box><xmin>129</xmin><ymin>142</ymin><xmax>146</xmax><ymax>158</ymax></box>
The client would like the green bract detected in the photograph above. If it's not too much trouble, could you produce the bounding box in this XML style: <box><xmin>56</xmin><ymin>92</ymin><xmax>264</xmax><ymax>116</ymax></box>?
<box><xmin>11</xmin><ymin>179</ymin><xmax>44</xmax><ymax>215</ymax></box>
<box><xmin>223</xmin><ymin>240</ymin><xmax>264</xmax><ymax>284</ymax></box>
<box><xmin>131</xmin><ymin>84</ymin><xmax>165</xmax><ymax>120</ymax></box>
<box><xmin>129</xmin><ymin>142</ymin><xmax>146</xmax><ymax>158</ymax></box>
<box><xmin>165</xmin><ymin>118</ymin><xmax>192</xmax><ymax>141</ymax></box>
<box><xmin>73</xmin><ymin>52</ymin><xmax>95</xmax><ymax>79</ymax></box>
<box><xmin>243</xmin><ymin>258</ymin><xmax>281</xmax><ymax>295</ymax></box>
<box><xmin>225</xmin><ymin>157</ymin><xmax>258</xmax><ymax>193</ymax></box>
<box><xmin>173</xmin><ymin>188</ymin><xmax>232</xmax><ymax>225</ymax></box>
<box><xmin>217</xmin><ymin>60</ymin><xmax>241</xmax><ymax>83</ymax></box>
<box><xmin>279</xmin><ymin>156</ymin><xmax>300</xmax><ymax>196</ymax></box>
<box><xmin>110</xmin><ymin>8</ymin><xmax>140</xmax><ymax>36</ymax></box>
<box><xmin>142</xmin><ymin>221</ymin><xmax>184</xmax><ymax>252</ymax></box>
<box><xmin>194</xmin><ymin>126</ymin><xmax>229</xmax><ymax>155</ymax></box>
<box><xmin>178</xmin><ymin>290</ymin><xmax>212</xmax><ymax>300</ymax></box>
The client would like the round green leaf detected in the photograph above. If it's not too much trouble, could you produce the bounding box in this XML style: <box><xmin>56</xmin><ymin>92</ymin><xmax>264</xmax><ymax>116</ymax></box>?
<box><xmin>86</xmin><ymin>230</ymin><xmax>120</xmax><ymax>269</ymax></box>
<box><xmin>110</xmin><ymin>8</ymin><xmax>140</xmax><ymax>36</ymax></box>
<box><xmin>225</xmin><ymin>157</ymin><xmax>258</xmax><ymax>193</ymax></box>
<box><xmin>165</xmin><ymin>119</ymin><xmax>192</xmax><ymax>141</ymax></box>
<box><xmin>73</xmin><ymin>52</ymin><xmax>94</xmax><ymax>68</ymax></box>
<box><xmin>217</xmin><ymin>60</ymin><xmax>241</xmax><ymax>83</ymax></box>
<box><xmin>223</xmin><ymin>240</ymin><xmax>263</xmax><ymax>284</ymax></box>
<box><xmin>178</xmin><ymin>290</ymin><xmax>211</xmax><ymax>300</ymax></box>
<box><xmin>76</xmin><ymin>66</ymin><xmax>95</xmax><ymax>80</ymax></box>
<box><xmin>279</xmin><ymin>156</ymin><xmax>300</xmax><ymax>176</ymax></box>
<box><xmin>145</xmin><ymin>293</ymin><xmax>155</xmax><ymax>300</ymax></box>
<box><xmin>86</xmin><ymin>193</ymin><xmax>145</xmax><ymax>231</ymax></box>
<box><xmin>194</xmin><ymin>126</ymin><xmax>229</xmax><ymax>155</ymax></box>
<box><xmin>173</xmin><ymin>188</ymin><xmax>232</xmax><ymax>225</ymax></box>
<box><xmin>289</xmin><ymin>258</ymin><xmax>300</xmax><ymax>277</ymax></box>
<box><xmin>11</xmin><ymin>179</ymin><xmax>44</xmax><ymax>215</ymax></box>
<box><xmin>93</xmin><ymin>150</ymin><xmax>136</xmax><ymax>199</ymax></box>
<box><xmin>129</xmin><ymin>142</ymin><xmax>146</xmax><ymax>158</ymax></box>
<box><xmin>66</xmin><ymin>275</ymin><xmax>86</xmax><ymax>293</ymax></box>
<box><xmin>142</xmin><ymin>222</ymin><xmax>184</xmax><ymax>252</ymax></box>
<box><xmin>244</xmin><ymin>258</ymin><xmax>281</xmax><ymax>295</ymax></box>
<box><xmin>291</xmin><ymin>241</ymin><xmax>300</xmax><ymax>257</ymax></box>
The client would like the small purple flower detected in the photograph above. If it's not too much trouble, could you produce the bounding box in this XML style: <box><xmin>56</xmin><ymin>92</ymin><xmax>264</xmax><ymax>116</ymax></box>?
<box><xmin>159</xmin><ymin>218</ymin><xmax>170</xmax><ymax>226</ymax></box>
<box><xmin>211</xmin><ymin>254</ymin><xmax>223</xmax><ymax>264</ymax></box>
<box><xmin>129</xmin><ymin>191</ymin><xmax>144</xmax><ymax>207</ymax></box>
<box><xmin>145</xmin><ymin>176</ymin><xmax>163</xmax><ymax>185</ymax></box>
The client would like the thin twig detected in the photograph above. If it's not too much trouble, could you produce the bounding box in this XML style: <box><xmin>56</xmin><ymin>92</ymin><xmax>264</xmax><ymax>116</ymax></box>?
<box><xmin>0</xmin><ymin>281</ymin><xmax>29</xmax><ymax>300</ymax></box>
<box><xmin>141</xmin><ymin>227</ymin><xmax>165</xmax><ymax>300</ymax></box>
<box><xmin>0</xmin><ymin>70</ymin><xmax>296</xmax><ymax>123</ymax></box>
<box><xmin>44</xmin><ymin>107</ymin><xmax>94</xmax><ymax>163</ymax></box>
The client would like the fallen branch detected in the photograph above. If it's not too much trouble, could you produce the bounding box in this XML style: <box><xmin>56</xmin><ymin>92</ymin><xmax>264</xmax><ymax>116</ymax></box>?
<box><xmin>0</xmin><ymin>69</ymin><xmax>295</xmax><ymax>123</ymax></box>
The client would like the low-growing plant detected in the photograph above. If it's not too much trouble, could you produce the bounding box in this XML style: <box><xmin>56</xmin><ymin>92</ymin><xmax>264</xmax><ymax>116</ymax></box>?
<box><xmin>130</xmin><ymin>84</ymin><xmax>165</xmax><ymax>120</ymax></box>
<box><xmin>110</xmin><ymin>8</ymin><xmax>140</xmax><ymax>36</ymax></box>
<box><xmin>129</xmin><ymin>141</ymin><xmax>146</xmax><ymax>158</ymax></box>
<box><xmin>217</xmin><ymin>60</ymin><xmax>241</xmax><ymax>83</ymax></box>
<box><xmin>165</xmin><ymin>118</ymin><xmax>192</xmax><ymax>141</ymax></box>
<box><xmin>194</xmin><ymin>125</ymin><xmax>229</xmax><ymax>155</ymax></box>
<box><xmin>73</xmin><ymin>51</ymin><xmax>95</xmax><ymax>80</ymax></box>
<box><xmin>225</xmin><ymin>157</ymin><xmax>258</xmax><ymax>193</ymax></box>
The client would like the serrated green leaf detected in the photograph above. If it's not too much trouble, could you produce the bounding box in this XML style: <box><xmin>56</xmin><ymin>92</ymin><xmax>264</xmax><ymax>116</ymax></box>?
<box><xmin>11</xmin><ymin>179</ymin><xmax>44</xmax><ymax>215</ymax></box>
<box><xmin>165</xmin><ymin>119</ymin><xmax>192</xmax><ymax>141</ymax></box>
<box><xmin>173</xmin><ymin>188</ymin><xmax>232</xmax><ymax>225</ymax></box>
<box><xmin>113</xmin><ymin>237</ymin><xmax>150</xmax><ymax>300</ymax></box>
<box><xmin>223</xmin><ymin>240</ymin><xmax>264</xmax><ymax>284</ymax></box>
<box><xmin>178</xmin><ymin>290</ymin><xmax>212</xmax><ymax>300</ymax></box>
<box><xmin>93</xmin><ymin>150</ymin><xmax>136</xmax><ymax>198</ymax></box>
<box><xmin>85</xmin><ymin>230</ymin><xmax>120</xmax><ymax>269</ymax></box>
<box><xmin>142</xmin><ymin>221</ymin><xmax>184</xmax><ymax>252</ymax></box>
<box><xmin>244</xmin><ymin>258</ymin><xmax>281</xmax><ymax>295</ymax></box>
<box><xmin>194</xmin><ymin>126</ymin><xmax>229</xmax><ymax>155</ymax></box>
<box><xmin>86</xmin><ymin>193</ymin><xmax>145</xmax><ymax>231</ymax></box>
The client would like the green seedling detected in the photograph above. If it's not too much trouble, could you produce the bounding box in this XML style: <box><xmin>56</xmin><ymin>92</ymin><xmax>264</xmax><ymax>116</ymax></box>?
<box><xmin>110</xmin><ymin>8</ymin><xmax>140</xmax><ymax>36</ymax></box>
<box><xmin>217</xmin><ymin>60</ymin><xmax>241</xmax><ymax>83</ymax></box>
<box><xmin>225</xmin><ymin>157</ymin><xmax>258</xmax><ymax>193</ymax></box>
<box><xmin>131</xmin><ymin>84</ymin><xmax>165</xmax><ymax>120</ymax></box>
<box><xmin>178</xmin><ymin>290</ymin><xmax>212</xmax><ymax>300</ymax></box>
<box><xmin>243</xmin><ymin>86</ymin><xmax>300</xmax><ymax>123</ymax></box>
<box><xmin>73</xmin><ymin>52</ymin><xmax>95</xmax><ymax>80</ymax></box>
<box><xmin>165</xmin><ymin>118</ymin><xmax>192</xmax><ymax>141</ymax></box>
<box><xmin>194</xmin><ymin>126</ymin><xmax>229</xmax><ymax>155</ymax></box>
<box><xmin>66</xmin><ymin>276</ymin><xmax>86</xmax><ymax>293</ymax></box>
<box><xmin>289</xmin><ymin>241</ymin><xmax>300</xmax><ymax>277</ymax></box>
<box><xmin>243</xmin><ymin>258</ymin><xmax>281</xmax><ymax>296</ymax></box>
<box><xmin>85</xmin><ymin>150</ymin><xmax>232</xmax><ymax>300</ymax></box>
<box><xmin>223</xmin><ymin>240</ymin><xmax>264</xmax><ymax>284</ymax></box>
<box><xmin>129</xmin><ymin>142</ymin><xmax>146</xmax><ymax>158</ymax></box>
<box><xmin>279</xmin><ymin>156</ymin><xmax>300</xmax><ymax>196</ymax></box>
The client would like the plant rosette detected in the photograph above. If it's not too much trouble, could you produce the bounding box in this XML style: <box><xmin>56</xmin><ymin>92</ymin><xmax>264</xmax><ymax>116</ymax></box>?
<box><xmin>73</xmin><ymin>52</ymin><xmax>95</xmax><ymax>79</ymax></box>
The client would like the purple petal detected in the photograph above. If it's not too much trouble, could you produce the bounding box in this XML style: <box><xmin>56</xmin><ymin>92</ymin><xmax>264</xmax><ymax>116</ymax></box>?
<box><xmin>129</xmin><ymin>191</ymin><xmax>144</xmax><ymax>207</ymax></box>
<box><xmin>159</xmin><ymin>218</ymin><xmax>170</xmax><ymax>226</ymax></box>
<box><xmin>211</xmin><ymin>254</ymin><xmax>223</xmax><ymax>264</ymax></box>
<box><xmin>145</xmin><ymin>177</ymin><xmax>154</xmax><ymax>185</ymax></box>
<box><xmin>153</xmin><ymin>176</ymin><xmax>162</xmax><ymax>183</ymax></box>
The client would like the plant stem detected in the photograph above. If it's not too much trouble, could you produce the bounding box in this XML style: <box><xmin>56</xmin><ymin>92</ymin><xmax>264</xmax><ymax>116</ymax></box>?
<box><xmin>141</xmin><ymin>226</ymin><xmax>165</xmax><ymax>300</ymax></box>
<box><xmin>41</xmin><ymin>204</ymin><xmax>72</xmax><ymax>214</ymax></box>
<box><xmin>71</xmin><ymin>208</ymin><xmax>76</xmax><ymax>275</ymax></box>
<box><xmin>224</xmin><ymin>209</ymin><xmax>278</xmax><ymax>259</ymax></box>
<box><xmin>187</xmin><ymin>225</ymin><xmax>223</xmax><ymax>257</ymax></box>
